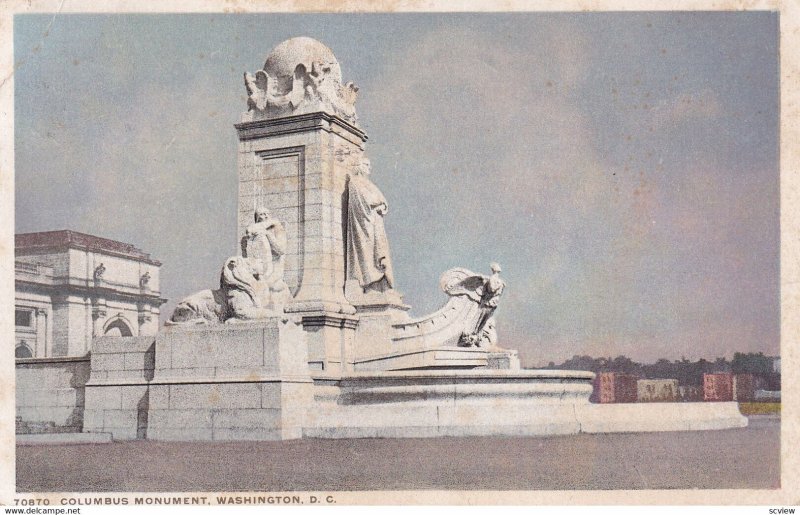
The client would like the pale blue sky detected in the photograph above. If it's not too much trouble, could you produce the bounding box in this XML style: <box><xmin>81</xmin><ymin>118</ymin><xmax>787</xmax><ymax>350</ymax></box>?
<box><xmin>14</xmin><ymin>13</ymin><xmax>779</xmax><ymax>365</ymax></box>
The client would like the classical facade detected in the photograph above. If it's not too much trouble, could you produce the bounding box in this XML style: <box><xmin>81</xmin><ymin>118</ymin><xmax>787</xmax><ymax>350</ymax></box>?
<box><xmin>14</xmin><ymin>230</ymin><xmax>166</xmax><ymax>358</ymax></box>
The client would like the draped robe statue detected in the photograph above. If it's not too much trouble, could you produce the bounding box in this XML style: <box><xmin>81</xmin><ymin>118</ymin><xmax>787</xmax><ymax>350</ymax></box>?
<box><xmin>346</xmin><ymin>158</ymin><xmax>395</xmax><ymax>293</ymax></box>
<box><xmin>241</xmin><ymin>207</ymin><xmax>290</xmax><ymax>309</ymax></box>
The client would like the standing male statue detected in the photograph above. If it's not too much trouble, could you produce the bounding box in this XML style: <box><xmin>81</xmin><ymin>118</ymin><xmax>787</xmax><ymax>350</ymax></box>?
<box><xmin>346</xmin><ymin>157</ymin><xmax>395</xmax><ymax>293</ymax></box>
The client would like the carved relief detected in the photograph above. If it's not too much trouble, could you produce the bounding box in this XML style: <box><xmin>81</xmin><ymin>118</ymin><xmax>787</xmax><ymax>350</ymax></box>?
<box><xmin>241</xmin><ymin>207</ymin><xmax>291</xmax><ymax>310</ymax></box>
<box><xmin>243</xmin><ymin>37</ymin><xmax>359</xmax><ymax>125</ymax></box>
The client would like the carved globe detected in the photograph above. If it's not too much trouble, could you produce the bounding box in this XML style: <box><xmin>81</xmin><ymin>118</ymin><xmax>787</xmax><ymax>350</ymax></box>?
<box><xmin>263</xmin><ymin>37</ymin><xmax>343</xmax><ymax>83</ymax></box>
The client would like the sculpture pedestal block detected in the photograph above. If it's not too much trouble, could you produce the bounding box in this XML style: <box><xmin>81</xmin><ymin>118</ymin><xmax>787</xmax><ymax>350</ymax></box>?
<box><xmin>148</xmin><ymin>320</ymin><xmax>312</xmax><ymax>441</ymax></box>
<box><xmin>486</xmin><ymin>350</ymin><xmax>521</xmax><ymax>370</ymax></box>
<box><xmin>84</xmin><ymin>320</ymin><xmax>314</xmax><ymax>441</ymax></box>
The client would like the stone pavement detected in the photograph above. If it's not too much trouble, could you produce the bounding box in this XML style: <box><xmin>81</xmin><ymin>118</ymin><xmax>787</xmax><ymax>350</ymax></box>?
<box><xmin>16</xmin><ymin>417</ymin><xmax>779</xmax><ymax>492</ymax></box>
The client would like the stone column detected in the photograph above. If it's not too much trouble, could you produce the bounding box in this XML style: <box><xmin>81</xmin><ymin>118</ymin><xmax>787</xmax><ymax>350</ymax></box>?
<box><xmin>34</xmin><ymin>307</ymin><xmax>47</xmax><ymax>358</ymax></box>
<box><xmin>236</xmin><ymin>37</ymin><xmax>377</xmax><ymax>374</ymax></box>
<box><xmin>235</xmin><ymin>114</ymin><xmax>363</xmax><ymax>374</ymax></box>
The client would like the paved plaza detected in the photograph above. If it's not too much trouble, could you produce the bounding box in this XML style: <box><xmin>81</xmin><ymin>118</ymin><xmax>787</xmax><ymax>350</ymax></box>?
<box><xmin>16</xmin><ymin>416</ymin><xmax>779</xmax><ymax>492</ymax></box>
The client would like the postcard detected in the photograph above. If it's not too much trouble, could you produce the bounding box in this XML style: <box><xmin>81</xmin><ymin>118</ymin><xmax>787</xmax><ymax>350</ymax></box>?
<box><xmin>1</xmin><ymin>0</ymin><xmax>797</xmax><ymax>508</ymax></box>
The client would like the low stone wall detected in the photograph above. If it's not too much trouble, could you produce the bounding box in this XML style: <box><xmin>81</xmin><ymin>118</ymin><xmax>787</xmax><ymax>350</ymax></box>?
<box><xmin>306</xmin><ymin>370</ymin><xmax>596</xmax><ymax>438</ymax></box>
<box><xmin>577</xmin><ymin>402</ymin><xmax>748</xmax><ymax>432</ymax></box>
<box><xmin>16</xmin><ymin>356</ymin><xmax>91</xmax><ymax>434</ymax></box>
<box><xmin>83</xmin><ymin>336</ymin><xmax>155</xmax><ymax>440</ymax></box>
<box><xmin>83</xmin><ymin>320</ymin><xmax>313</xmax><ymax>441</ymax></box>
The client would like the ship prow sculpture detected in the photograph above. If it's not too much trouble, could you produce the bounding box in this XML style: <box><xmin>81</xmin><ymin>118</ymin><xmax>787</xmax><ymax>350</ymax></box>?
<box><xmin>80</xmin><ymin>37</ymin><xmax>748</xmax><ymax>441</ymax></box>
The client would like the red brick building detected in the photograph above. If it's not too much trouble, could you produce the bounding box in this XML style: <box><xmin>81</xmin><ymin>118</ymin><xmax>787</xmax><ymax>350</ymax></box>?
<box><xmin>703</xmin><ymin>373</ymin><xmax>734</xmax><ymax>401</ymax></box>
<box><xmin>591</xmin><ymin>372</ymin><xmax>639</xmax><ymax>403</ymax></box>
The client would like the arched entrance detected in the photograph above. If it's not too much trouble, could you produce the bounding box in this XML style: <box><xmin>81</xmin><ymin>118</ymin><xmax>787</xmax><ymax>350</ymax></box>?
<box><xmin>103</xmin><ymin>318</ymin><xmax>133</xmax><ymax>337</ymax></box>
<box><xmin>15</xmin><ymin>343</ymin><xmax>33</xmax><ymax>358</ymax></box>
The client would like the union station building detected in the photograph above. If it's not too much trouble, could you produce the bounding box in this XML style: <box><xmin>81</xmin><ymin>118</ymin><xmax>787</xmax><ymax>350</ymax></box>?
<box><xmin>14</xmin><ymin>230</ymin><xmax>166</xmax><ymax>358</ymax></box>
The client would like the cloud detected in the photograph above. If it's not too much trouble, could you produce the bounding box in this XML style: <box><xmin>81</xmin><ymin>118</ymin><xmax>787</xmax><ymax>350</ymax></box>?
<box><xmin>360</xmin><ymin>21</ymin><xmax>777</xmax><ymax>366</ymax></box>
<box><xmin>650</xmin><ymin>88</ymin><xmax>723</xmax><ymax>131</ymax></box>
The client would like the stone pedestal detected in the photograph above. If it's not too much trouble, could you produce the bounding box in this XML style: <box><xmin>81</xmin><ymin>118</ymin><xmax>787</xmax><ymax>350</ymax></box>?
<box><xmin>147</xmin><ymin>319</ymin><xmax>312</xmax><ymax>441</ymax></box>
<box><xmin>84</xmin><ymin>319</ymin><xmax>314</xmax><ymax>441</ymax></box>
<box><xmin>301</xmin><ymin>312</ymin><xmax>358</xmax><ymax>374</ymax></box>
<box><xmin>236</xmin><ymin>113</ymin><xmax>366</xmax><ymax>312</ymax></box>
<box><xmin>235</xmin><ymin>113</ymin><xmax>367</xmax><ymax>374</ymax></box>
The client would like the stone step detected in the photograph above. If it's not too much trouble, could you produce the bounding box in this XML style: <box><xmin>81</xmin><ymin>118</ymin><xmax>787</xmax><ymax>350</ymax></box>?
<box><xmin>16</xmin><ymin>432</ymin><xmax>113</xmax><ymax>446</ymax></box>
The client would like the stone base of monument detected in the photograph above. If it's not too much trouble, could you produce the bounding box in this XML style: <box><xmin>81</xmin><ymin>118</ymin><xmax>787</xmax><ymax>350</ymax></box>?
<box><xmin>305</xmin><ymin>370</ymin><xmax>595</xmax><ymax>438</ymax></box>
<box><xmin>82</xmin><ymin>330</ymin><xmax>747</xmax><ymax>441</ymax></box>
<box><xmin>301</xmin><ymin>371</ymin><xmax>747</xmax><ymax>439</ymax></box>
<box><xmin>83</xmin><ymin>320</ymin><xmax>315</xmax><ymax>441</ymax></box>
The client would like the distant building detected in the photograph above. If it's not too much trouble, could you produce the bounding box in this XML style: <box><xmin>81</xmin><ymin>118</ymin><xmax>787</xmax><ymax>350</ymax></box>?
<box><xmin>754</xmin><ymin>390</ymin><xmax>781</xmax><ymax>402</ymax></box>
<box><xmin>703</xmin><ymin>373</ymin><xmax>754</xmax><ymax>402</ymax></box>
<box><xmin>772</xmin><ymin>357</ymin><xmax>781</xmax><ymax>375</ymax></box>
<box><xmin>703</xmin><ymin>373</ymin><xmax>734</xmax><ymax>401</ymax></box>
<box><xmin>677</xmin><ymin>385</ymin><xmax>703</xmax><ymax>402</ymax></box>
<box><xmin>15</xmin><ymin>230</ymin><xmax>166</xmax><ymax>358</ymax></box>
<box><xmin>733</xmin><ymin>373</ymin><xmax>755</xmax><ymax>402</ymax></box>
<box><xmin>591</xmin><ymin>372</ymin><xmax>638</xmax><ymax>403</ymax></box>
<box><xmin>637</xmin><ymin>379</ymin><xmax>678</xmax><ymax>402</ymax></box>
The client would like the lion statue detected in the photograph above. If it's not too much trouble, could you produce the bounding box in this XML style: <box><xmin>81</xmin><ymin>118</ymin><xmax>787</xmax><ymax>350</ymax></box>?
<box><xmin>167</xmin><ymin>256</ymin><xmax>274</xmax><ymax>325</ymax></box>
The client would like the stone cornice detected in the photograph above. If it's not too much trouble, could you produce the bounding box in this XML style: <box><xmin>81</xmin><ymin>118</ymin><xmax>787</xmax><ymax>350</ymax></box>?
<box><xmin>235</xmin><ymin>111</ymin><xmax>368</xmax><ymax>146</ymax></box>
<box><xmin>16</xmin><ymin>355</ymin><xmax>91</xmax><ymax>365</ymax></box>
<box><xmin>15</xmin><ymin>279</ymin><xmax>168</xmax><ymax>306</ymax></box>
<box><xmin>300</xmin><ymin>313</ymin><xmax>359</xmax><ymax>330</ymax></box>
<box><xmin>16</xmin><ymin>231</ymin><xmax>162</xmax><ymax>266</ymax></box>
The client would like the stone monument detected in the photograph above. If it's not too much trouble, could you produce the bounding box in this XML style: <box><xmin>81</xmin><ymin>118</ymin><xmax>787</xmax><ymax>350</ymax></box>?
<box><xmin>80</xmin><ymin>37</ymin><xmax>748</xmax><ymax>442</ymax></box>
<box><xmin>233</xmin><ymin>36</ymin><xmax>521</xmax><ymax>372</ymax></box>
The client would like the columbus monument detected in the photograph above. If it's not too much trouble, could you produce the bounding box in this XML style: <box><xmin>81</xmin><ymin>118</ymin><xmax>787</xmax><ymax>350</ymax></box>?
<box><xmin>79</xmin><ymin>37</ymin><xmax>747</xmax><ymax>440</ymax></box>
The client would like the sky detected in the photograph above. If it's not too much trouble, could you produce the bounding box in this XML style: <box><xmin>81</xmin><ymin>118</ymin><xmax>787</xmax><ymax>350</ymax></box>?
<box><xmin>13</xmin><ymin>13</ymin><xmax>779</xmax><ymax>366</ymax></box>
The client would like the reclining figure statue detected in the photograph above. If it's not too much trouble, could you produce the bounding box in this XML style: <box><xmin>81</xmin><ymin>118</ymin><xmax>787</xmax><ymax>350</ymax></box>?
<box><xmin>168</xmin><ymin>208</ymin><xmax>291</xmax><ymax>326</ymax></box>
<box><xmin>167</xmin><ymin>256</ymin><xmax>276</xmax><ymax>325</ymax></box>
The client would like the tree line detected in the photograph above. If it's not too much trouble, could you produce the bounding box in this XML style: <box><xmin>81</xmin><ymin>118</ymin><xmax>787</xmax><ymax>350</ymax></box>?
<box><xmin>538</xmin><ymin>352</ymin><xmax>780</xmax><ymax>389</ymax></box>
